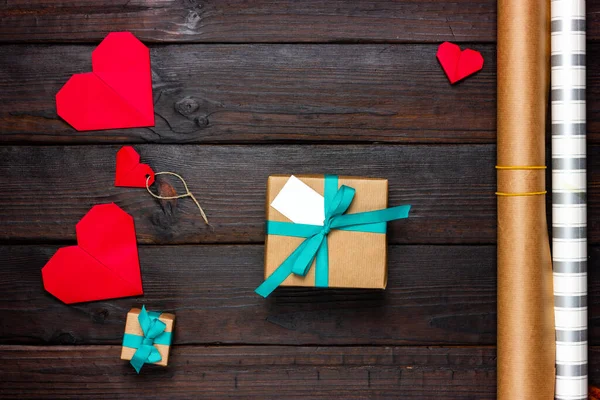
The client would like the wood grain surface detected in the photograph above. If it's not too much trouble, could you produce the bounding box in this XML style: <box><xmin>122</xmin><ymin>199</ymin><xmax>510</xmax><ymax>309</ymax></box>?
<box><xmin>2</xmin><ymin>41</ymin><xmax>598</xmax><ymax>145</ymax></box>
<box><xmin>0</xmin><ymin>144</ymin><xmax>495</xmax><ymax>244</ymax></box>
<box><xmin>1</xmin><ymin>0</ymin><xmax>599</xmax><ymax>44</ymax></box>
<box><xmin>0</xmin><ymin>43</ymin><xmax>497</xmax><ymax>144</ymax></box>
<box><xmin>0</xmin><ymin>345</ymin><xmax>498</xmax><ymax>399</ymax></box>
<box><xmin>0</xmin><ymin>244</ymin><xmax>497</xmax><ymax>345</ymax></box>
<box><xmin>0</xmin><ymin>0</ymin><xmax>501</xmax><ymax>43</ymax></box>
<box><xmin>1</xmin><ymin>1</ymin><xmax>598</xmax><ymax>398</ymax></box>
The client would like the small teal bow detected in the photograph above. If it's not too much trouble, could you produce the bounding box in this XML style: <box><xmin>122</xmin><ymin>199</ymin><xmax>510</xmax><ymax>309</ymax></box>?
<box><xmin>256</xmin><ymin>175</ymin><xmax>410</xmax><ymax>297</ymax></box>
<box><xmin>122</xmin><ymin>305</ymin><xmax>172</xmax><ymax>373</ymax></box>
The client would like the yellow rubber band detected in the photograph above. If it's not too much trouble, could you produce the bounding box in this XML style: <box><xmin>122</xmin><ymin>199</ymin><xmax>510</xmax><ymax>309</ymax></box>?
<box><xmin>495</xmin><ymin>165</ymin><xmax>547</xmax><ymax>170</ymax></box>
<box><xmin>495</xmin><ymin>191</ymin><xmax>547</xmax><ymax>196</ymax></box>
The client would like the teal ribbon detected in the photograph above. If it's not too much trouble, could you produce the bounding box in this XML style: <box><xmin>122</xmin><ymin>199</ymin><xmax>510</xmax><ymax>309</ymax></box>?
<box><xmin>122</xmin><ymin>305</ymin><xmax>172</xmax><ymax>373</ymax></box>
<box><xmin>256</xmin><ymin>175</ymin><xmax>411</xmax><ymax>297</ymax></box>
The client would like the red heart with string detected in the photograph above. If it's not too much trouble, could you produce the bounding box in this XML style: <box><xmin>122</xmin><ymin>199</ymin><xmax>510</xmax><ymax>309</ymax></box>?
<box><xmin>436</xmin><ymin>42</ymin><xmax>484</xmax><ymax>84</ymax></box>
<box><xmin>115</xmin><ymin>146</ymin><xmax>155</xmax><ymax>188</ymax></box>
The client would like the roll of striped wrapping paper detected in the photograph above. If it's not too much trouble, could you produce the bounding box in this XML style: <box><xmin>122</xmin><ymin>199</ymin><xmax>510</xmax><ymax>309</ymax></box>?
<box><xmin>551</xmin><ymin>0</ymin><xmax>587</xmax><ymax>399</ymax></box>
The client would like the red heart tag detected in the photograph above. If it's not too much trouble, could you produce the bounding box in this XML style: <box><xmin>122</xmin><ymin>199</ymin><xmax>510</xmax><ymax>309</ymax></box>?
<box><xmin>436</xmin><ymin>42</ymin><xmax>484</xmax><ymax>84</ymax></box>
<box><xmin>55</xmin><ymin>32</ymin><xmax>154</xmax><ymax>131</ymax></box>
<box><xmin>41</xmin><ymin>203</ymin><xmax>143</xmax><ymax>304</ymax></box>
<box><xmin>115</xmin><ymin>146</ymin><xmax>155</xmax><ymax>188</ymax></box>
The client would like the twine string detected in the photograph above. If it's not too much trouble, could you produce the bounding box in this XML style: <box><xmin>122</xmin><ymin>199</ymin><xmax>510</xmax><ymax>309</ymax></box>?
<box><xmin>146</xmin><ymin>172</ymin><xmax>209</xmax><ymax>225</ymax></box>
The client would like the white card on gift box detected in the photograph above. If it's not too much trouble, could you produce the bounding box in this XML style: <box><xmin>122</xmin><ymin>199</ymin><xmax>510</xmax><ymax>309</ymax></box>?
<box><xmin>270</xmin><ymin>175</ymin><xmax>325</xmax><ymax>225</ymax></box>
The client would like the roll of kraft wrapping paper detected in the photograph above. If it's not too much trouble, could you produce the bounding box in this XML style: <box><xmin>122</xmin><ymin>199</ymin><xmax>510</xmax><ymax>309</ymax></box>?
<box><xmin>497</xmin><ymin>1</ymin><xmax>555</xmax><ymax>399</ymax></box>
<box><xmin>551</xmin><ymin>0</ymin><xmax>587</xmax><ymax>399</ymax></box>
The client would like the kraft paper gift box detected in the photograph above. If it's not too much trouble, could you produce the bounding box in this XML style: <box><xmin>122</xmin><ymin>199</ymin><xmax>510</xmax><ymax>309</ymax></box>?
<box><xmin>121</xmin><ymin>306</ymin><xmax>175</xmax><ymax>372</ymax></box>
<box><xmin>258</xmin><ymin>174</ymin><xmax>410</xmax><ymax>297</ymax></box>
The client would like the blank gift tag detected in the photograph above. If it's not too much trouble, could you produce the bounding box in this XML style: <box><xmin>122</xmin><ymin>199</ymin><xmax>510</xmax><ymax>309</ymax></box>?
<box><xmin>271</xmin><ymin>175</ymin><xmax>325</xmax><ymax>225</ymax></box>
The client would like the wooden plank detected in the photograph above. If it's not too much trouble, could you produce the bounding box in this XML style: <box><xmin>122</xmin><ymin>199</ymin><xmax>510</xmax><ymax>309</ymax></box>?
<box><xmin>0</xmin><ymin>345</ymin><xmax>497</xmax><ymax>399</ymax></box>
<box><xmin>2</xmin><ymin>1</ymin><xmax>600</xmax><ymax>44</ymax></box>
<box><xmin>0</xmin><ymin>245</ymin><xmax>497</xmax><ymax>345</ymax></box>
<box><xmin>0</xmin><ymin>43</ymin><xmax>497</xmax><ymax>144</ymax></box>
<box><xmin>0</xmin><ymin>0</ymin><xmax>501</xmax><ymax>44</ymax></box>
<box><xmin>0</xmin><ymin>144</ymin><xmax>495</xmax><ymax>244</ymax></box>
<box><xmin>10</xmin><ymin>345</ymin><xmax>600</xmax><ymax>399</ymax></box>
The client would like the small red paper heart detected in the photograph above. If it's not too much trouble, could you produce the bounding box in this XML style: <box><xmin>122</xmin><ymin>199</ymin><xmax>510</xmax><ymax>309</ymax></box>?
<box><xmin>42</xmin><ymin>203</ymin><xmax>143</xmax><ymax>304</ymax></box>
<box><xmin>115</xmin><ymin>146</ymin><xmax>155</xmax><ymax>188</ymax></box>
<box><xmin>55</xmin><ymin>32</ymin><xmax>154</xmax><ymax>131</ymax></box>
<box><xmin>436</xmin><ymin>42</ymin><xmax>484</xmax><ymax>84</ymax></box>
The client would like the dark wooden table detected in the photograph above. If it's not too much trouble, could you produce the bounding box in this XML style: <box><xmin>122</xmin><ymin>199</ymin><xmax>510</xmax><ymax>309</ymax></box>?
<box><xmin>0</xmin><ymin>1</ymin><xmax>598</xmax><ymax>399</ymax></box>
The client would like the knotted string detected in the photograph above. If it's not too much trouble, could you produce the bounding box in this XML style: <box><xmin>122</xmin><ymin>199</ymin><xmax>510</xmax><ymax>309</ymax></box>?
<box><xmin>146</xmin><ymin>172</ymin><xmax>209</xmax><ymax>225</ymax></box>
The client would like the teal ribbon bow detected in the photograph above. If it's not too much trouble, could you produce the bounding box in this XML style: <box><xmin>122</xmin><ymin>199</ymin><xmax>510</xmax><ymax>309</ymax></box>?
<box><xmin>122</xmin><ymin>305</ymin><xmax>172</xmax><ymax>373</ymax></box>
<box><xmin>255</xmin><ymin>175</ymin><xmax>411</xmax><ymax>298</ymax></box>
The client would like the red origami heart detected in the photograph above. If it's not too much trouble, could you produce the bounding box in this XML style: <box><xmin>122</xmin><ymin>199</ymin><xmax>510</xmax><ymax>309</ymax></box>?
<box><xmin>436</xmin><ymin>42</ymin><xmax>484</xmax><ymax>84</ymax></box>
<box><xmin>115</xmin><ymin>146</ymin><xmax>155</xmax><ymax>188</ymax></box>
<box><xmin>56</xmin><ymin>32</ymin><xmax>154</xmax><ymax>131</ymax></box>
<box><xmin>42</xmin><ymin>203</ymin><xmax>143</xmax><ymax>304</ymax></box>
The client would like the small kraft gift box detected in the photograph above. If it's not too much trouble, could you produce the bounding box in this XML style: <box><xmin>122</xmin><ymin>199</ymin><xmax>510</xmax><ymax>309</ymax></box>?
<box><xmin>256</xmin><ymin>174</ymin><xmax>411</xmax><ymax>297</ymax></box>
<box><xmin>121</xmin><ymin>306</ymin><xmax>175</xmax><ymax>373</ymax></box>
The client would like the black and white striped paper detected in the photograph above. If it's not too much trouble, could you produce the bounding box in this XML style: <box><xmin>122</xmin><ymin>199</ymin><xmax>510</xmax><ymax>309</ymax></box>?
<box><xmin>551</xmin><ymin>0</ymin><xmax>587</xmax><ymax>398</ymax></box>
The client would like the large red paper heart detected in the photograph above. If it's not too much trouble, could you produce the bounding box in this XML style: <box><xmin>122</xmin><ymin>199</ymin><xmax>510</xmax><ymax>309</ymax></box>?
<box><xmin>42</xmin><ymin>203</ymin><xmax>143</xmax><ymax>304</ymax></box>
<box><xmin>436</xmin><ymin>42</ymin><xmax>484</xmax><ymax>84</ymax></box>
<box><xmin>115</xmin><ymin>146</ymin><xmax>155</xmax><ymax>188</ymax></box>
<box><xmin>56</xmin><ymin>32</ymin><xmax>154</xmax><ymax>131</ymax></box>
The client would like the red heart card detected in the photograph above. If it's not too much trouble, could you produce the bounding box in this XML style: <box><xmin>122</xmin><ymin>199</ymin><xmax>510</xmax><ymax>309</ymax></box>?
<box><xmin>436</xmin><ymin>42</ymin><xmax>484</xmax><ymax>84</ymax></box>
<box><xmin>42</xmin><ymin>203</ymin><xmax>143</xmax><ymax>304</ymax></box>
<box><xmin>115</xmin><ymin>146</ymin><xmax>155</xmax><ymax>188</ymax></box>
<box><xmin>56</xmin><ymin>32</ymin><xmax>154</xmax><ymax>131</ymax></box>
